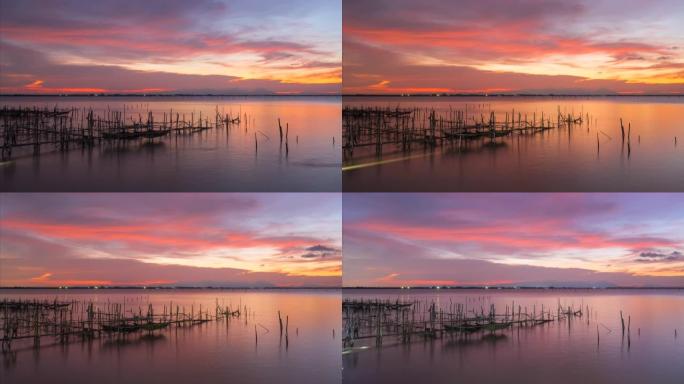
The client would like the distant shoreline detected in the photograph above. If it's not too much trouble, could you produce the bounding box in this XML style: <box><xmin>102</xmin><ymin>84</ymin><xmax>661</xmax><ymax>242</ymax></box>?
<box><xmin>2</xmin><ymin>93</ymin><xmax>682</xmax><ymax>98</ymax></box>
<box><xmin>343</xmin><ymin>93</ymin><xmax>684</xmax><ymax>97</ymax></box>
<box><xmin>0</xmin><ymin>94</ymin><xmax>341</xmax><ymax>98</ymax></box>
<box><xmin>2</xmin><ymin>286</ymin><xmax>680</xmax><ymax>290</ymax></box>
<box><xmin>0</xmin><ymin>286</ymin><xmax>341</xmax><ymax>290</ymax></box>
<box><xmin>342</xmin><ymin>286</ymin><xmax>684</xmax><ymax>290</ymax></box>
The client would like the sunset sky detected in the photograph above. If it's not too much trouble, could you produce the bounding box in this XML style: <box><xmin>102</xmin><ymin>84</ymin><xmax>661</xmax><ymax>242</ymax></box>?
<box><xmin>344</xmin><ymin>0</ymin><xmax>684</xmax><ymax>94</ymax></box>
<box><xmin>0</xmin><ymin>0</ymin><xmax>341</xmax><ymax>94</ymax></box>
<box><xmin>343</xmin><ymin>194</ymin><xmax>684</xmax><ymax>287</ymax></box>
<box><xmin>0</xmin><ymin>194</ymin><xmax>341</xmax><ymax>287</ymax></box>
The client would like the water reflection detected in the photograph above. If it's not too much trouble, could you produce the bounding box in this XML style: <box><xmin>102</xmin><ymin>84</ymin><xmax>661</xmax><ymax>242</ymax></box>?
<box><xmin>343</xmin><ymin>96</ymin><xmax>684</xmax><ymax>191</ymax></box>
<box><xmin>1</xmin><ymin>96</ymin><xmax>341</xmax><ymax>192</ymax></box>
<box><xmin>343</xmin><ymin>289</ymin><xmax>684</xmax><ymax>384</ymax></box>
<box><xmin>1</xmin><ymin>289</ymin><xmax>340</xmax><ymax>384</ymax></box>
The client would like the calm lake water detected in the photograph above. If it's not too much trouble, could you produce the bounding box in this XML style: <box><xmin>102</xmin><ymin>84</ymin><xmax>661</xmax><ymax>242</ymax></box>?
<box><xmin>343</xmin><ymin>289</ymin><xmax>684</xmax><ymax>384</ymax></box>
<box><xmin>343</xmin><ymin>96</ymin><xmax>684</xmax><ymax>191</ymax></box>
<box><xmin>1</xmin><ymin>289</ymin><xmax>340</xmax><ymax>384</ymax></box>
<box><xmin>0</xmin><ymin>96</ymin><xmax>341</xmax><ymax>192</ymax></box>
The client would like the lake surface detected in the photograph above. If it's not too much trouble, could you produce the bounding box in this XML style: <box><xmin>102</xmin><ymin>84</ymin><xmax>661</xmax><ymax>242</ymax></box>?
<box><xmin>343</xmin><ymin>96</ymin><xmax>684</xmax><ymax>191</ymax></box>
<box><xmin>0</xmin><ymin>96</ymin><xmax>341</xmax><ymax>192</ymax></box>
<box><xmin>1</xmin><ymin>289</ymin><xmax>341</xmax><ymax>384</ymax></box>
<box><xmin>343</xmin><ymin>288</ymin><xmax>684</xmax><ymax>384</ymax></box>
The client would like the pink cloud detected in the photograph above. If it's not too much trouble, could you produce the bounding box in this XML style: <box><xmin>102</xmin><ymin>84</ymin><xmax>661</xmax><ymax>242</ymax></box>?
<box><xmin>0</xmin><ymin>193</ymin><xmax>342</xmax><ymax>287</ymax></box>
<box><xmin>356</xmin><ymin>219</ymin><xmax>677</xmax><ymax>254</ymax></box>
<box><xmin>0</xmin><ymin>0</ymin><xmax>341</xmax><ymax>94</ymax></box>
<box><xmin>342</xmin><ymin>194</ymin><xmax>684</xmax><ymax>287</ymax></box>
<box><xmin>343</xmin><ymin>0</ymin><xmax>684</xmax><ymax>94</ymax></box>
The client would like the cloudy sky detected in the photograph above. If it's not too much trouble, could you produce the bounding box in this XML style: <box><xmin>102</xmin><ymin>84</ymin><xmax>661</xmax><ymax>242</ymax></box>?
<box><xmin>0</xmin><ymin>0</ymin><xmax>341</xmax><ymax>94</ymax></box>
<box><xmin>344</xmin><ymin>0</ymin><xmax>684</xmax><ymax>94</ymax></box>
<box><xmin>343</xmin><ymin>194</ymin><xmax>684</xmax><ymax>287</ymax></box>
<box><xmin>0</xmin><ymin>193</ymin><xmax>341</xmax><ymax>287</ymax></box>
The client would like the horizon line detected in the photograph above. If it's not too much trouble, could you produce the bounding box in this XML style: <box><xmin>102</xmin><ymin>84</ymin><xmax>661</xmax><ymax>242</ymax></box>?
<box><xmin>2</xmin><ymin>93</ymin><xmax>682</xmax><ymax>98</ymax></box>
<box><xmin>2</xmin><ymin>285</ymin><xmax>683</xmax><ymax>290</ymax></box>
<box><xmin>342</xmin><ymin>93</ymin><xmax>684</xmax><ymax>97</ymax></box>
<box><xmin>342</xmin><ymin>286</ymin><xmax>684</xmax><ymax>290</ymax></box>
<box><xmin>0</xmin><ymin>286</ymin><xmax>342</xmax><ymax>290</ymax></box>
<box><xmin>0</xmin><ymin>93</ymin><xmax>341</xmax><ymax>97</ymax></box>
<box><xmin>3</xmin><ymin>93</ymin><xmax>683</xmax><ymax>98</ymax></box>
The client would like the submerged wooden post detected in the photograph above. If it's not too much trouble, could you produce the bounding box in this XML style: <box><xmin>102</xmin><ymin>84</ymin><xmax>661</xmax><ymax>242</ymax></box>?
<box><xmin>627</xmin><ymin>123</ymin><xmax>631</xmax><ymax>156</ymax></box>
<box><xmin>278</xmin><ymin>118</ymin><xmax>283</xmax><ymax>143</ymax></box>
<box><xmin>278</xmin><ymin>310</ymin><xmax>283</xmax><ymax>337</ymax></box>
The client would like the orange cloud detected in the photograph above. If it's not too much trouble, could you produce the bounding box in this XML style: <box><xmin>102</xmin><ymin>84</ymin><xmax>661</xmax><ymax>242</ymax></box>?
<box><xmin>25</xmin><ymin>80</ymin><xmax>44</xmax><ymax>89</ymax></box>
<box><xmin>30</xmin><ymin>272</ymin><xmax>52</xmax><ymax>282</ymax></box>
<box><xmin>17</xmin><ymin>79</ymin><xmax>168</xmax><ymax>94</ymax></box>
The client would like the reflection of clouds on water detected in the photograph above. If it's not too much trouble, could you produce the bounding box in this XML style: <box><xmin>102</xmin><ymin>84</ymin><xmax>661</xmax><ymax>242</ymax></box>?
<box><xmin>0</xmin><ymin>97</ymin><xmax>341</xmax><ymax>192</ymax></box>
<box><xmin>0</xmin><ymin>291</ymin><xmax>340</xmax><ymax>384</ymax></box>
<box><xmin>343</xmin><ymin>97</ymin><xmax>684</xmax><ymax>192</ymax></box>
<box><xmin>343</xmin><ymin>290</ymin><xmax>684</xmax><ymax>384</ymax></box>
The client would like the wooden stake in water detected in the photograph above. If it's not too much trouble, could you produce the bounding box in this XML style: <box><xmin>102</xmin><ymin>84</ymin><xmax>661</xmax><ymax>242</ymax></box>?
<box><xmin>278</xmin><ymin>118</ymin><xmax>283</xmax><ymax>143</ymax></box>
<box><xmin>278</xmin><ymin>310</ymin><xmax>283</xmax><ymax>337</ymax></box>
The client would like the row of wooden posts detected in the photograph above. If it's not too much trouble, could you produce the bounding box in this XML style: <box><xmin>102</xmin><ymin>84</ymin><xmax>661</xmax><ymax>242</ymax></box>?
<box><xmin>0</xmin><ymin>298</ymin><xmax>314</xmax><ymax>352</ymax></box>
<box><xmin>1</xmin><ymin>105</ymin><xmax>338</xmax><ymax>162</ymax></box>
<box><xmin>0</xmin><ymin>105</ymin><xmax>249</xmax><ymax>161</ymax></box>
<box><xmin>1</xmin><ymin>298</ymin><xmax>249</xmax><ymax>351</ymax></box>
<box><xmin>343</xmin><ymin>105</ymin><xmax>681</xmax><ymax>163</ymax></box>
<box><xmin>343</xmin><ymin>105</ymin><xmax>589</xmax><ymax>155</ymax></box>
<box><xmin>342</xmin><ymin>298</ymin><xmax>676</xmax><ymax>350</ymax></box>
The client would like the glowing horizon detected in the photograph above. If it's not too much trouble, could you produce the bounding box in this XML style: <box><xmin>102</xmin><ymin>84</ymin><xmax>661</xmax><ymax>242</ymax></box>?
<box><xmin>343</xmin><ymin>0</ymin><xmax>684</xmax><ymax>94</ymax></box>
<box><xmin>0</xmin><ymin>0</ymin><xmax>341</xmax><ymax>95</ymax></box>
<box><xmin>343</xmin><ymin>194</ymin><xmax>684</xmax><ymax>287</ymax></box>
<box><xmin>0</xmin><ymin>193</ymin><xmax>341</xmax><ymax>287</ymax></box>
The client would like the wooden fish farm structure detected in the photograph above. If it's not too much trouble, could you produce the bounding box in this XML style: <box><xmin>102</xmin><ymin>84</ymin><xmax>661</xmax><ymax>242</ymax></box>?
<box><xmin>343</xmin><ymin>105</ymin><xmax>591</xmax><ymax>158</ymax></box>
<box><xmin>0</xmin><ymin>105</ymin><xmax>244</xmax><ymax>161</ymax></box>
<box><xmin>343</xmin><ymin>297</ymin><xmax>595</xmax><ymax>349</ymax></box>
<box><xmin>0</xmin><ymin>298</ymin><xmax>246</xmax><ymax>352</ymax></box>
